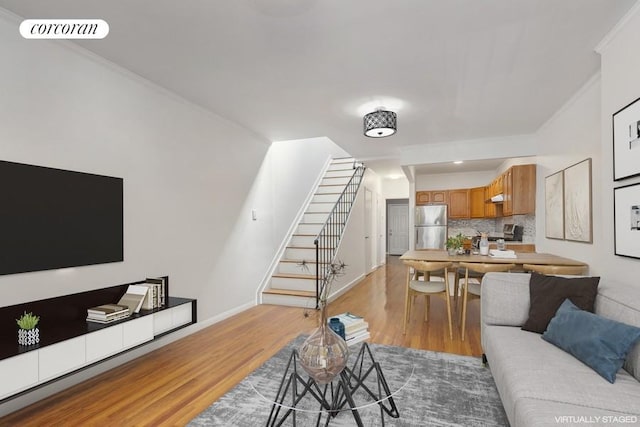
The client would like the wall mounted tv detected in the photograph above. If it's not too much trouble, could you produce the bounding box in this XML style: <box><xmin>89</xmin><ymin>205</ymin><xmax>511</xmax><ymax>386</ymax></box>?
<box><xmin>0</xmin><ymin>160</ymin><xmax>123</xmax><ymax>276</ymax></box>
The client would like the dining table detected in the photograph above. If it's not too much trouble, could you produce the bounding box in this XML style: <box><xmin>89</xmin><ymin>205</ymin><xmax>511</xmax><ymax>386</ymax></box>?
<box><xmin>399</xmin><ymin>249</ymin><xmax>587</xmax><ymax>269</ymax></box>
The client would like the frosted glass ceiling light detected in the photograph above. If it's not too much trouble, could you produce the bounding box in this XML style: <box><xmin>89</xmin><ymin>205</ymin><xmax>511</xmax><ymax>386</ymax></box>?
<box><xmin>364</xmin><ymin>109</ymin><xmax>397</xmax><ymax>138</ymax></box>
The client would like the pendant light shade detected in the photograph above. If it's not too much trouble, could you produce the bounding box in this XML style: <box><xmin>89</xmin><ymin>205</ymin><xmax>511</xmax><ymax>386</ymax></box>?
<box><xmin>364</xmin><ymin>109</ymin><xmax>397</xmax><ymax>138</ymax></box>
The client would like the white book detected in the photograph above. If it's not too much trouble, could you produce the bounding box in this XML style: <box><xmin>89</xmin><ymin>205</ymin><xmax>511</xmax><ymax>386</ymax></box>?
<box><xmin>117</xmin><ymin>284</ymin><xmax>149</xmax><ymax>314</ymax></box>
<box><xmin>139</xmin><ymin>284</ymin><xmax>156</xmax><ymax>310</ymax></box>
<box><xmin>489</xmin><ymin>249</ymin><xmax>517</xmax><ymax>259</ymax></box>
<box><xmin>345</xmin><ymin>324</ymin><xmax>369</xmax><ymax>339</ymax></box>
<box><xmin>346</xmin><ymin>331</ymin><xmax>370</xmax><ymax>346</ymax></box>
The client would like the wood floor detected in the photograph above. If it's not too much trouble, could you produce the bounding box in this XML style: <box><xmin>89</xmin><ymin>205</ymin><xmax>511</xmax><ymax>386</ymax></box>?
<box><xmin>0</xmin><ymin>256</ymin><xmax>482</xmax><ymax>426</ymax></box>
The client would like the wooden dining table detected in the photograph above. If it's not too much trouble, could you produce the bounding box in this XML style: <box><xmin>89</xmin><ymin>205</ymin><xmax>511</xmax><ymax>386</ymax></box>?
<box><xmin>399</xmin><ymin>249</ymin><xmax>587</xmax><ymax>268</ymax></box>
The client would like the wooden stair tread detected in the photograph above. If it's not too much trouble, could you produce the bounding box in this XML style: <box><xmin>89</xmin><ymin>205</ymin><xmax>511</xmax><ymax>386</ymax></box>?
<box><xmin>263</xmin><ymin>289</ymin><xmax>316</xmax><ymax>297</ymax></box>
<box><xmin>272</xmin><ymin>273</ymin><xmax>315</xmax><ymax>280</ymax></box>
<box><xmin>292</xmin><ymin>234</ymin><xmax>339</xmax><ymax>237</ymax></box>
<box><xmin>280</xmin><ymin>259</ymin><xmax>329</xmax><ymax>264</ymax></box>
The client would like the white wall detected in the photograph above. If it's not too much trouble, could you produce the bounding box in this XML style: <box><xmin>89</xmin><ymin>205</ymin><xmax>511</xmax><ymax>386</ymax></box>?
<box><xmin>416</xmin><ymin>170</ymin><xmax>495</xmax><ymax>190</ymax></box>
<box><xmin>533</xmin><ymin>76</ymin><xmax>603</xmax><ymax>273</ymax></box>
<box><xmin>0</xmin><ymin>11</ymin><xmax>272</xmax><ymax>323</ymax></box>
<box><xmin>266</xmin><ymin>137</ymin><xmax>349</xmax><ymax>240</ymax></box>
<box><xmin>597</xmin><ymin>4</ymin><xmax>640</xmax><ymax>286</ymax></box>
<box><xmin>381</xmin><ymin>177</ymin><xmax>409</xmax><ymax>199</ymax></box>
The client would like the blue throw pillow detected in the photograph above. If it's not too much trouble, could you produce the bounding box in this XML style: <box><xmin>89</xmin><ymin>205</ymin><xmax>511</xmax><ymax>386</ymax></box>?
<box><xmin>542</xmin><ymin>299</ymin><xmax>640</xmax><ymax>383</ymax></box>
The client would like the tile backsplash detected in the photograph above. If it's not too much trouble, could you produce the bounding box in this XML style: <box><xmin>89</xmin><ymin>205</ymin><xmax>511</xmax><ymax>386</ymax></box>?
<box><xmin>449</xmin><ymin>215</ymin><xmax>535</xmax><ymax>243</ymax></box>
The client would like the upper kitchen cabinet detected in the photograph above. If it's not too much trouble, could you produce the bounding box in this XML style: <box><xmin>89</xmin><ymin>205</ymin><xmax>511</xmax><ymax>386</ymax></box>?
<box><xmin>469</xmin><ymin>187</ymin><xmax>486</xmax><ymax>218</ymax></box>
<box><xmin>416</xmin><ymin>190</ymin><xmax>447</xmax><ymax>205</ymax></box>
<box><xmin>448</xmin><ymin>189</ymin><xmax>470</xmax><ymax>218</ymax></box>
<box><xmin>484</xmin><ymin>186</ymin><xmax>497</xmax><ymax>218</ymax></box>
<box><xmin>501</xmin><ymin>164</ymin><xmax>536</xmax><ymax>216</ymax></box>
<box><xmin>488</xmin><ymin>175</ymin><xmax>503</xmax><ymax>198</ymax></box>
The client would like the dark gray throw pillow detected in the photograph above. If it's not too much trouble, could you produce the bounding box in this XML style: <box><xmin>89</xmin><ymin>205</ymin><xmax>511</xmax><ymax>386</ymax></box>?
<box><xmin>521</xmin><ymin>272</ymin><xmax>599</xmax><ymax>334</ymax></box>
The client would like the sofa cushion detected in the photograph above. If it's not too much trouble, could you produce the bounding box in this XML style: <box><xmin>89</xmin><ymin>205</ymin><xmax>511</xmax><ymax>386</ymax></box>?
<box><xmin>595</xmin><ymin>283</ymin><xmax>640</xmax><ymax>381</ymax></box>
<box><xmin>483</xmin><ymin>324</ymin><xmax>640</xmax><ymax>425</ymax></box>
<box><xmin>542</xmin><ymin>299</ymin><xmax>640</xmax><ymax>383</ymax></box>
<box><xmin>522</xmin><ymin>272</ymin><xmax>599</xmax><ymax>333</ymax></box>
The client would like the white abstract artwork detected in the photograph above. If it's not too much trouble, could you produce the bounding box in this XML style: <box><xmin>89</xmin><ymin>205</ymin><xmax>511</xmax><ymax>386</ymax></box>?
<box><xmin>563</xmin><ymin>159</ymin><xmax>592</xmax><ymax>243</ymax></box>
<box><xmin>615</xmin><ymin>183</ymin><xmax>640</xmax><ymax>259</ymax></box>
<box><xmin>545</xmin><ymin>171</ymin><xmax>564</xmax><ymax>239</ymax></box>
<box><xmin>613</xmin><ymin>97</ymin><xmax>640</xmax><ymax>180</ymax></box>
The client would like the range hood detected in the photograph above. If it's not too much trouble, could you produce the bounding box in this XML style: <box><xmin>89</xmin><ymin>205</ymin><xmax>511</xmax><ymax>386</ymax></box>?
<box><xmin>490</xmin><ymin>194</ymin><xmax>504</xmax><ymax>203</ymax></box>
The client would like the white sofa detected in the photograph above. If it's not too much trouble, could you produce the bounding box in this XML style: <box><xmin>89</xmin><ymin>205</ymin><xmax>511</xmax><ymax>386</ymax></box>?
<box><xmin>481</xmin><ymin>272</ymin><xmax>640</xmax><ymax>427</ymax></box>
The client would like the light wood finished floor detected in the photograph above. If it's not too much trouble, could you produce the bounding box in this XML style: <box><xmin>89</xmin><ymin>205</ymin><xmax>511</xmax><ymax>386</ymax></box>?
<box><xmin>0</xmin><ymin>256</ymin><xmax>482</xmax><ymax>426</ymax></box>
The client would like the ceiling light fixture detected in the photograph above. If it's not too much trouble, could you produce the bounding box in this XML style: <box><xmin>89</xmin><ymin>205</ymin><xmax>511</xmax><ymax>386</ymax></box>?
<box><xmin>454</xmin><ymin>160</ymin><xmax>464</xmax><ymax>164</ymax></box>
<box><xmin>364</xmin><ymin>108</ymin><xmax>397</xmax><ymax>138</ymax></box>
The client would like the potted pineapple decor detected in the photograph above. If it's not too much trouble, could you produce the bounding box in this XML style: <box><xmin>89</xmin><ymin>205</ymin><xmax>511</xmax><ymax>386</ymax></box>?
<box><xmin>16</xmin><ymin>311</ymin><xmax>40</xmax><ymax>346</ymax></box>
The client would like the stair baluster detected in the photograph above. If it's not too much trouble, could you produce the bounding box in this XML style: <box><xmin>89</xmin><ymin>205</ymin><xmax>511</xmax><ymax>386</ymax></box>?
<box><xmin>313</xmin><ymin>162</ymin><xmax>366</xmax><ymax>308</ymax></box>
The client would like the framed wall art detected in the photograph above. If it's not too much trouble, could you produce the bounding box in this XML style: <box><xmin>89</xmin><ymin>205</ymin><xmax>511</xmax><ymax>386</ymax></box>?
<box><xmin>614</xmin><ymin>182</ymin><xmax>640</xmax><ymax>259</ymax></box>
<box><xmin>544</xmin><ymin>170</ymin><xmax>564</xmax><ymax>239</ymax></box>
<box><xmin>613</xmin><ymin>96</ymin><xmax>640</xmax><ymax>180</ymax></box>
<box><xmin>563</xmin><ymin>158</ymin><xmax>592</xmax><ymax>243</ymax></box>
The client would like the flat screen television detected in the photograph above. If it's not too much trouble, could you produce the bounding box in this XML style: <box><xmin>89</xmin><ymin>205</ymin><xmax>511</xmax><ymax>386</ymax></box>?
<box><xmin>0</xmin><ymin>160</ymin><xmax>123</xmax><ymax>275</ymax></box>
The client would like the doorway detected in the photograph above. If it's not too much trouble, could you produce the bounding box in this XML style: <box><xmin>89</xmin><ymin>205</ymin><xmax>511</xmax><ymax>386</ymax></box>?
<box><xmin>387</xmin><ymin>199</ymin><xmax>409</xmax><ymax>255</ymax></box>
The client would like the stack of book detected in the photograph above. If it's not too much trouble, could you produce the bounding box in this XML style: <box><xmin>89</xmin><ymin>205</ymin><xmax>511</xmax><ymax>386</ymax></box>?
<box><xmin>140</xmin><ymin>277</ymin><xmax>166</xmax><ymax>310</ymax></box>
<box><xmin>329</xmin><ymin>312</ymin><xmax>370</xmax><ymax>346</ymax></box>
<box><xmin>87</xmin><ymin>304</ymin><xmax>130</xmax><ymax>324</ymax></box>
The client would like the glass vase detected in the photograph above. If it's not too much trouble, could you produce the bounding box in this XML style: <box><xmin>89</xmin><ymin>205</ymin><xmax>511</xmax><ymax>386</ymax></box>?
<box><xmin>299</xmin><ymin>306</ymin><xmax>349</xmax><ymax>384</ymax></box>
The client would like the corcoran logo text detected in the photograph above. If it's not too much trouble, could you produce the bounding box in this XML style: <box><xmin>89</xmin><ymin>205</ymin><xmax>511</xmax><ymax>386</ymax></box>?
<box><xmin>20</xmin><ymin>19</ymin><xmax>109</xmax><ymax>39</ymax></box>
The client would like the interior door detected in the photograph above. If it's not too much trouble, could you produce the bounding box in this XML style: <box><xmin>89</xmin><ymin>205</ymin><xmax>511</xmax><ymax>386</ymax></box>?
<box><xmin>364</xmin><ymin>188</ymin><xmax>373</xmax><ymax>273</ymax></box>
<box><xmin>388</xmin><ymin>203</ymin><xmax>409</xmax><ymax>255</ymax></box>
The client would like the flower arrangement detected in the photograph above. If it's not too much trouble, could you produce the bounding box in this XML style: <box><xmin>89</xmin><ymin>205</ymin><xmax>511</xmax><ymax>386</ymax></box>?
<box><xmin>16</xmin><ymin>311</ymin><xmax>40</xmax><ymax>330</ymax></box>
<box><xmin>446</xmin><ymin>233</ymin><xmax>465</xmax><ymax>253</ymax></box>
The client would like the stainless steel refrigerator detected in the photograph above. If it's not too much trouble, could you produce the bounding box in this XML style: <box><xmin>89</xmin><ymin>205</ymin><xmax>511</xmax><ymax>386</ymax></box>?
<box><xmin>415</xmin><ymin>205</ymin><xmax>448</xmax><ymax>250</ymax></box>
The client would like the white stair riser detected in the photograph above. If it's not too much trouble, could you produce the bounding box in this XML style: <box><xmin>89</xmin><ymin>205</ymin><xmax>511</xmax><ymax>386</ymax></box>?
<box><xmin>296</xmin><ymin>224</ymin><xmax>323</xmax><ymax>234</ymax></box>
<box><xmin>270</xmin><ymin>277</ymin><xmax>316</xmax><ymax>291</ymax></box>
<box><xmin>289</xmin><ymin>235</ymin><xmax>316</xmax><ymax>246</ymax></box>
<box><xmin>325</xmin><ymin>169</ymin><xmax>354</xmax><ymax>178</ymax></box>
<box><xmin>312</xmin><ymin>194</ymin><xmax>340</xmax><ymax>203</ymax></box>
<box><xmin>321</xmin><ymin>177</ymin><xmax>350</xmax><ymax>186</ymax></box>
<box><xmin>304</xmin><ymin>213</ymin><xmax>329</xmax><ymax>223</ymax></box>
<box><xmin>306</xmin><ymin>202</ymin><xmax>335</xmax><ymax>213</ymax></box>
<box><xmin>278</xmin><ymin>262</ymin><xmax>318</xmax><ymax>275</ymax></box>
<box><xmin>285</xmin><ymin>247</ymin><xmax>317</xmax><ymax>259</ymax></box>
<box><xmin>329</xmin><ymin>160</ymin><xmax>353</xmax><ymax>169</ymax></box>
<box><xmin>316</xmin><ymin>185</ymin><xmax>344</xmax><ymax>194</ymax></box>
<box><xmin>262</xmin><ymin>293</ymin><xmax>315</xmax><ymax>308</ymax></box>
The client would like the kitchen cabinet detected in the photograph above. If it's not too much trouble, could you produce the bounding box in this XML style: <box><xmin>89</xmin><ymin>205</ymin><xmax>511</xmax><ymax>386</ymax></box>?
<box><xmin>484</xmin><ymin>186</ymin><xmax>497</xmax><ymax>218</ymax></box>
<box><xmin>503</xmin><ymin>169</ymin><xmax>513</xmax><ymax>216</ymax></box>
<box><xmin>448</xmin><ymin>189</ymin><xmax>470</xmax><ymax>218</ymax></box>
<box><xmin>500</xmin><ymin>164</ymin><xmax>535</xmax><ymax>216</ymax></box>
<box><xmin>469</xmin><ymin>187</ymin><xmax>486</xmax><ymax>218</ymax></box>
<box><xmin>488</xmin><ymin>175</ymin><xmax>503</xmax><ymax>197</ymax></box>
<box><xmin>416</xmin><ymin>164</ymin><xmax>535</xmax><ymax>219</ymax></box>
<box><xmin>416</xmin><ymin>190</ymin><xmax>447</xmax><ymax>205</ymax></box>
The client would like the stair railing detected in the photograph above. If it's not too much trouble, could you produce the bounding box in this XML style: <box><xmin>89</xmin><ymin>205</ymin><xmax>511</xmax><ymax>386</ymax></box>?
<box><xmin>313</xmin><ymin>161</ymin><xmax>366</xmax><ymax>308</ymax></box>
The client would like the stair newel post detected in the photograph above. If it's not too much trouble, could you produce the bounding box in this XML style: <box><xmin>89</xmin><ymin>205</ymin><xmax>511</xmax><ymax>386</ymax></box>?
<box><xmin>314</xmin><ymin>237</ymin><xmax>320</xmax><ymax>309</ymax></box>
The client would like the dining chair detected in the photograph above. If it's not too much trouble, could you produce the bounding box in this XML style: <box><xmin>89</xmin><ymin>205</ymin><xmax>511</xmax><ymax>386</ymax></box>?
<box><xmin>522</xmin><ymin>264</ymin><xmax>587</xmax><ymax>276</ymax></box>
<box><xmin>403</xmin><ymin>260</ymin><xmax>453</xmax><ymax>339</ymax></box>
<box><xmin>458</xmin><ymin>262</ymin><xmax>516</xmax><ymax>341</ymax></box>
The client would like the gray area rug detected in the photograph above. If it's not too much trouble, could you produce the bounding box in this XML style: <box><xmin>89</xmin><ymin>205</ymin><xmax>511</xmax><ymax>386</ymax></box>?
<box><xmin>189</xmin><ymin>335</ymin><xmax>508</xmax><ymax>426</ymax></box>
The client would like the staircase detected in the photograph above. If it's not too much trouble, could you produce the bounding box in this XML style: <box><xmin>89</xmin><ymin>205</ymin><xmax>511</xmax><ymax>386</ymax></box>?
<box><xmin>262</xmin><ymin>157</ymin><xmax>363</xmax><ymax>308</ymax></box>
